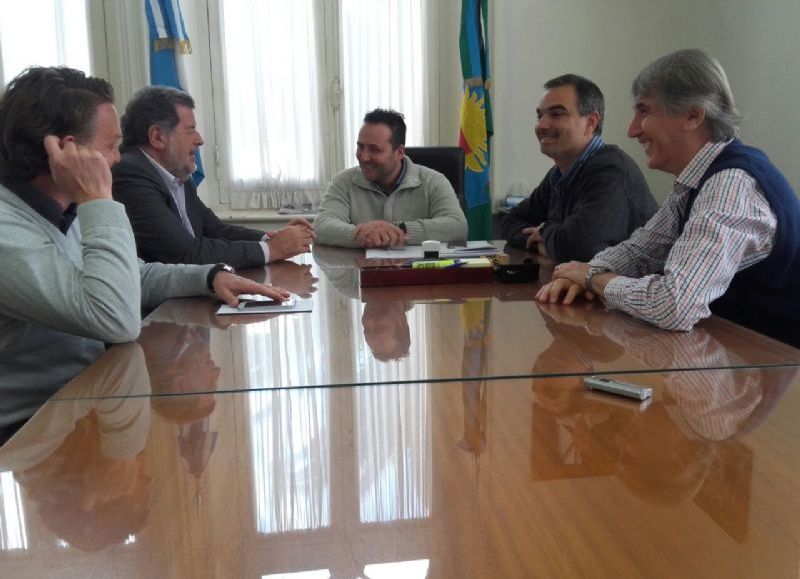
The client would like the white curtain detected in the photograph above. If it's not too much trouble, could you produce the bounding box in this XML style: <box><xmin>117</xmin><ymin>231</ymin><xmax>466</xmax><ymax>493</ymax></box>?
<box><xmin>218</xmin><ymin>0</ymin><xmax>327</xmax><ymax>210</ymax></box>
<box><xmin>340</xmin><ymin>0</ymin><xmax>431</xmax><ymax>169</ymax></box>
<box><xmin>0</xmin><ymin>0</ymin><xmax>90</xmax><ymax>85</ymax></box>
<box><xmin>217</xmin><ymin>0</ymin><xmax>433</xmax><ymax>210</ymax></box>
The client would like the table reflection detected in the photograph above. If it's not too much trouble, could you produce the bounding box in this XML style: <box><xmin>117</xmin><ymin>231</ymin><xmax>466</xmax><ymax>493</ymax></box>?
<box><xmin>0</xmin><ymin>343</ymin><xmax>151</xmax><ymax>552</ymax></box>
<box><xmin>530</xmin><ymin>302</ymin><xmax>795</xmax><ymax>542</ymax></box>
<box><xmin>141</xmin><ymin>300</ymin><xmax>225</xmax><ymax>482</ymax></box>
<box><xmin>249</xmin><ymin>258</ymin><xmax>319</xmax><ymax>300</ymax></box>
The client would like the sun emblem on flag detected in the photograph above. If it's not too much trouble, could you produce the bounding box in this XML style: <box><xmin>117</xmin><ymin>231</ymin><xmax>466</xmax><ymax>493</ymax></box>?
<box><xmin>459</xmin><ymin>88</ymin><xmax>489</xmax><ymax>173</ymax></box>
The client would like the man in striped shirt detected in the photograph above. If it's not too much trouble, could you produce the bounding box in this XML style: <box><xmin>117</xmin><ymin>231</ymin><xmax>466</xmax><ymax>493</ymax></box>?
<box><xmin>536</xmin><ymin>49</ymin><xmax>800</xmax><ymax>348</ymax></box>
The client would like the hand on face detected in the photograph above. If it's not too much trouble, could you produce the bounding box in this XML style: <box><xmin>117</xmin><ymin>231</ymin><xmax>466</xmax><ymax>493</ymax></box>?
<box><xmin>354</xmin><ymin>220</ymin><xmax>408</xmax><ymax>248</ymax></box>
<box><xmin>43</xmin><ymin>135</ymin><xmax>112</xmax><ymax>204</ymax></box>
<box><xmin>211</xmin><ymin>271</ymin><xmax>290</xmax><ymax>307</ymax></box>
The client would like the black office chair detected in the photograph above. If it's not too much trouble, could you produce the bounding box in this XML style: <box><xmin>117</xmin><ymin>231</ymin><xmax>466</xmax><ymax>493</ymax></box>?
<box><xmin>404</xmin><ymin>146</ymin><xmax>466</xmax><ymax>211</ymax></box>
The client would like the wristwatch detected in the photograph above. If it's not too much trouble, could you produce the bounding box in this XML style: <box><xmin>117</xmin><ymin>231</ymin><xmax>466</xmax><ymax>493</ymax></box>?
<box><xmin>207</xmin><ymin>263</ymin><xmax>236</xmax><ymax>292</ymax></box>
<box><xmin>584</xmin><ymin>265</ymin><xmax>607</xmax><ymax>293</ymax></box>
<box><xmin>396</xmin><ymin>222</ymin><xmax>407</xmax><ymax>234</ymax></box>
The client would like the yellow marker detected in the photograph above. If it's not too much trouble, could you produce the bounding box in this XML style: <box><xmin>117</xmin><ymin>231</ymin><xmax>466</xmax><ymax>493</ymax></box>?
<box><xmin>411</xmin><ymin>259</ymin><xmax>456</xmax><ymax>269</ymax></box>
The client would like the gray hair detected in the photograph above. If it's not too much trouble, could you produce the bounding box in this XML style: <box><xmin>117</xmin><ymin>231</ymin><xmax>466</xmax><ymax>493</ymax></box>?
<box><xmin>632</xmin><ymin>49</ymin><xmax>743</xmax><ymax>141</ymax></box>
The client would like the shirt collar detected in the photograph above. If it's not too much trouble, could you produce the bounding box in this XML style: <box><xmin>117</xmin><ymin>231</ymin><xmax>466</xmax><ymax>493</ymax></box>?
<box><xmin>549</xmin><ymin>135</ymin><xmax>604</xmax><ymax>189</ymax></box>
<box><xmin>4</xmin><ymin>180</ymin><xmax>77</xmax><ymax>235</ymax></box>
<box><xmin>675</xmin><ymin>139</ymin><xmax>733</xmax><ymax>190</ymax></box>
<box><xmin>142</xmin><ymin>149</ymin><xmax>182</xmax><ymax>189</ymax></box>
<box><xmin>374</xmin><ymin>157</ymin><xmax>408</xmax><ymax>194</ymax></box>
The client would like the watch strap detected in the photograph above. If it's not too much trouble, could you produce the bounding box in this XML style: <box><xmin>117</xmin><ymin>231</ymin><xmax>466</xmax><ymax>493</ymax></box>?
<box><xmin>584</xmin><ymin>265</ymin><xmax>606</xmax><ymax>292</ymax></box>
<box><xmin>207</xmin><ymin>263</ymin><xmax>235</xmax><ymax>292</ymax></box>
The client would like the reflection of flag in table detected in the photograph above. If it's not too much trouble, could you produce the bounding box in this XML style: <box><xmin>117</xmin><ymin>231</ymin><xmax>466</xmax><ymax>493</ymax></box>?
<box><xmin>459</xmin><ymin>0</ymin><xmax>493</xmax><ymax>241</ymax></box>
<box><xmin>458</xmin><ymin>300</ymin><xmax>491</xmax><ymax>458</ymax></box>
<box><xmin>145</xmin><ymin>0</ymin><xmax>204</xmax><ymax>186</ymax></box>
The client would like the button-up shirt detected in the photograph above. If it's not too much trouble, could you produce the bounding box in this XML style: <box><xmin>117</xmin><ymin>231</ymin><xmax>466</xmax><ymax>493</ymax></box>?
<box><xmin>143</xmin><ymin>152</ymin><xmax>195</xmax><ymax>238</ymax></box>
<box><xmin>594</xmin><ymin>140</ymin><xmax>776</xmax><ymax>331</ymax></box>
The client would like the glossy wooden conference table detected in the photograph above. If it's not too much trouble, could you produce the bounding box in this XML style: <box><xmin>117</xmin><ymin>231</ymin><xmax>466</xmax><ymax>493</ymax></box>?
<box><xmin>46</xmin><ymin>243</ymin><xmax>799</xmax><ymax>404</ymax></box>
<box><xmin>0</xmin><ymin>345</ymin><xmax>798</xmax><ymax>578</ymax></box>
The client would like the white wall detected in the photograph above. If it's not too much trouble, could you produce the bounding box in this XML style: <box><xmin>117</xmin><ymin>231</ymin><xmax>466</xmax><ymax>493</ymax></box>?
<box><xmin>492</xmin><ymin>0</ymin><xmax>800</xmax><ymax>204</ymax></box>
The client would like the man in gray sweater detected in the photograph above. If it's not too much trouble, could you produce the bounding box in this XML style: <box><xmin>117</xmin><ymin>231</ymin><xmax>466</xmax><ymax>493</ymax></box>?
<box><xmin>315</xmin><ymin>108</ymin><xmax>468</xmax><ymax>248</ymax></box>
<box><xmin>0</xmin><ymin>66</ymin><xmax>287</xmax><ymax>423</ymax></box>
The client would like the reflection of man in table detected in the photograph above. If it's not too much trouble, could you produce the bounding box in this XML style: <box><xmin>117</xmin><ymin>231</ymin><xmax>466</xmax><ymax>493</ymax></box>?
<box><xmin>0</xmin><ymin>343</ymin><xmax>152</xmax><ymax>551</ymax></box>
<box><xmin>530</xmin><ymin>308</ymin><xmax>626</xmax><ymax>479</ymax></box>
<box><xmin>315</xmin><ymin>108</ymin><xmax>468</xmax><ymax>248</ymax></box>
<box><xmin>138</xmin><ymin>302</ymin><xmax>224</xmax><ymax>481</ymax></box>
<box><xmin>139</xmin><ymin>301</ymin><xmax>223</xmax><ymax>427</ymax></box>
<box><xmin>362</xmin><ymin>301</ymin><xmax>411</xmax><ymax>361</ymax></box>
<box><xmin>536</xmin><ymin>301</ymin><xmax>793</xmax><ymax>522</ymax></box>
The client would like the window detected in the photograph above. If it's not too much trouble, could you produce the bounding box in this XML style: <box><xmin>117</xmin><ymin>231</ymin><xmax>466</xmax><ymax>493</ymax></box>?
<box><xmin>209</xmin><ymin>0</ymin><xmax>434</xmax><ymax>210</ymax></box>
<box><xmin>0</xmin><ymin>0</ymin><xmax>92</xmax><ymax>86</ymax></box>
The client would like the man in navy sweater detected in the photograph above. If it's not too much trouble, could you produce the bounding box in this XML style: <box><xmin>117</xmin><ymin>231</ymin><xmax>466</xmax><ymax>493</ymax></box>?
<box><xmin>502</xmin><ymin>74</ymin><xmax>658</xmax><ymax>263</ymax></box>
<box><xmin>538</xmin><ymin>50</ymin><xmax>800</xmax><ymax>348</ymax></box>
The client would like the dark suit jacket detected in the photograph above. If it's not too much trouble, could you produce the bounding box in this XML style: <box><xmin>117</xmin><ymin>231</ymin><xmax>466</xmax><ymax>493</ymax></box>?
<box><xmin>112</xmin><ymin>149</ymin><xmax>266</xmax><ymax>267</ymax></box>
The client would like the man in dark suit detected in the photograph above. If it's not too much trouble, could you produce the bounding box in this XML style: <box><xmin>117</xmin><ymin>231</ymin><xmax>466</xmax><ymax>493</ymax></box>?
<box><xmin>112</xmin><ymin>86</ymin><xmax>315</xmax><ymax>268</ymax></box>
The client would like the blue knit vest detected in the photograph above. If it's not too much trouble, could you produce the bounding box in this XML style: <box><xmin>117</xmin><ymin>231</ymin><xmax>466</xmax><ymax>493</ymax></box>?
<box><xmin>678</xmin><ymin>140</ymin><xmax>800</xmax><ymax>347</ymax></box>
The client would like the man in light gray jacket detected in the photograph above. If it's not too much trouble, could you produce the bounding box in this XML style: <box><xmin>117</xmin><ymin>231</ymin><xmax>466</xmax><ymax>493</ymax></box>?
<box><xmin>0</xmin><ymin>66</ymin><xmax>287</xmax><ymax>422</ymax></box>
<box><xmin>315</xmin><ymin>108</ymin><xmax>468</xmax><ymax>248</ymax></box>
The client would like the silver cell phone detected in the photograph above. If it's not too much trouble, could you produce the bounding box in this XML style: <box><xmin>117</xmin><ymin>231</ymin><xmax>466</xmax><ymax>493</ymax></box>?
<box><xmin>584</xmin><ymin>375</ymin><xmax>653</xmax><ymax>401</ymax></box>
